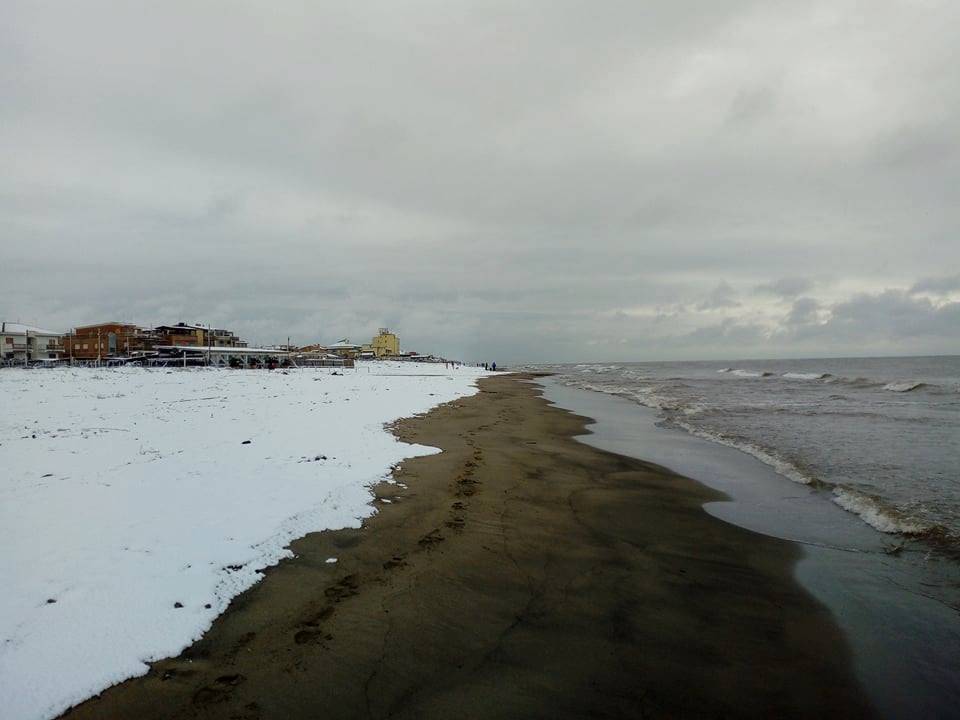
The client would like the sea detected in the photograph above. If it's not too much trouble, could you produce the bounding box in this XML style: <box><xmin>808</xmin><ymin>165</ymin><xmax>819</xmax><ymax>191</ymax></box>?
<box><xmin>526</xmin><ymin>355</ymin><xmax>960</xmax><ymax>718</ymax></box>
<box><xmin>531</xmin><ymin>355</ymin><xmax>960</xmax><ymax>550</ymax></box>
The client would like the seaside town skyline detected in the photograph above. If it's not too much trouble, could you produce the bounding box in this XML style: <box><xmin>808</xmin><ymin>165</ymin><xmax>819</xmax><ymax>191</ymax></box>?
<box><xmin>0</xmin><ymin>322</ymin><xmax>463</xmax><ymax>367</ymax></box>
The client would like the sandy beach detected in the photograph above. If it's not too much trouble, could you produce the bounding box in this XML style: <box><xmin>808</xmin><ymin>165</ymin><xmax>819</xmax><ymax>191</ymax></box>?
<box><xmin>63</xmin><ymin>374</ymin><xmax>874</xmax><ymax>719</ymax></box>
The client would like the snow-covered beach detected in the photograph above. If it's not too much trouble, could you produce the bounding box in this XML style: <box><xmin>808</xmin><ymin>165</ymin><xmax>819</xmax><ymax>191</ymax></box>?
<box><xmin>0</xmin><ymin>363</ymin><xmax>487</xmax><ymax>720</ymax></box>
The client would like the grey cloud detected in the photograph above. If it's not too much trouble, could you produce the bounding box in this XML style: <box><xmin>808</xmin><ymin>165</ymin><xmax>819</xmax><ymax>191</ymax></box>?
<box><xmin>777</xmin><ymin>291</ymin><xmax>960</xmax><ymax>358</ymax></box>
<box><xmin>755</xmin><ymin>277</ymin><xmax>814</xmax><ymax>299</ymax></box>
<box><xmin>2</xmin><ymin>1</ymin><xmax>960</xmax><ymax>362</ymax></box>
<box><xmin>726</xmin><ymin>85</ymin><xmax>779</xmax><ymax>126</ymax></box>
<box><xmin>823</xmin><ymin>291</ymin><xmax>959</xmax><ymax>341</ymax></box>
<box><xmin>682</xmin><ymin>319</ymin><xmax>769</xmax><ymax>345</ymax></box>
<box><xmin>871</xmin><ymin>126</ymin><xmax>957</xmax><ymax>171</ymax></box>
<box><xmin>784</xmin><ymin>297</ymin><xmax>820</xmax><ymax>326</ymax></box>
<box><xmin>696</xmin><ymin>281</ymin><xmax>740</xmax><ymax>310</ymax></box>
<box><xmin>663</xmin><ymin>290</ymin><xmax>960</xmax><ymax>360</ymax></box>
<box><xmin>910</xmin><ymin>274</ymin><xmax>960</xmax><ymax>296</ymax></box>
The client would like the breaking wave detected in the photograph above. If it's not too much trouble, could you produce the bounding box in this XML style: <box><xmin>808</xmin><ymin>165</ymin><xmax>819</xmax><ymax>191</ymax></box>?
<box><xmin>883</xmin><ymin>381</ymin><xmax>927</xmax><ymax>393</ymax></box>
<box><xmin>670</xmin><ymin>419</ymin><xmax>819</xmax><ymax>487</ymax></box>
<box><xmin>831</xmin><ymin>488</ymin><xmax>932</xmax><ymax>536</ymax></box>
<box><xmin>672</xmin><ymin>420</ymin><xmax>956</xmax><ymax>541</ymax></box>
<box><xmin>678</xmin><ymin>420</ymin><xmax>952</xmax><ymax>542</ymax></box>
<box><xmin>731</xmin><ymin>369</ymin><xmax>774</xmax><ymax>378</ymax></box>
<box><xmin>544</xmin><ymin>358</ymin><xmax>960</xmax><ymax>548</ymax></box>
<box><xmin>820</xmin><ymin>376</ymin><xmax>944</xmax><ymax>393</ymax></box>
<box><xmin>782</xmin><ymin>372</ymin><xmax>832</xmax><ymax>381</ymax></box>
<box><xmin>557</xmin><ymin>376</ymin><xmax>820</xmax><ymax>487</ymax></box>
<box><xmin>825</xmin><ymin>376</ymin><xmax>880</xmax><ymax>389</ymax></box>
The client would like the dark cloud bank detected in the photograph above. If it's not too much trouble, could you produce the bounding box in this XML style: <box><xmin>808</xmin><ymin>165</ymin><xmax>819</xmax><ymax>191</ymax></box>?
<box><xmin>2</xmin><ymin>1</ymin><xmax>958</xmax><ymax>362</ymax></box>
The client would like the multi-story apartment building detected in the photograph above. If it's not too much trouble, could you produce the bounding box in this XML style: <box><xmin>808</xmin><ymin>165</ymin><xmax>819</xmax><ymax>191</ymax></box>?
<box><xmin>155</xmin><ymin>323</ymin><xmax>247</xmax><ymax>348</ymax></box>
<box><xmin>208</xmin><ymin>327</ymin><xmax>247</xmax><ymax>348</ymax></box>
<box><xmin>0</xmin><ymin>322</ymin><xmax>63</xmax><ymax>362</ymax></box>
<box><xmin>370</xmin><ymin>328</ymin><xmax>400</xmax><ymax>358</ymax></box>
<box><xmin>63</xmin><ymin>323</ymin><xmax>158</xmax><ymax>360</ymax></box>
<box><xmin>155</xmin><ymin>324</ymin><xmax>205</xmax><ymax>347</ymax></box>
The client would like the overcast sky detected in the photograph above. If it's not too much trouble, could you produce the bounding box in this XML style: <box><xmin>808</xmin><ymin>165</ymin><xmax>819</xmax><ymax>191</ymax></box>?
<box><xmin>2</xmin><ymin>1</ymin><xmax>958</xmax><ymax>362</ymax></box>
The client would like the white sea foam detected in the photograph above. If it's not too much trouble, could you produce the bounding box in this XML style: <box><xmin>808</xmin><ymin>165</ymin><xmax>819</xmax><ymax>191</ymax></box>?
<box><xmin>544</xmin><ymin>358</ymin><xmax>960</xmax><ymax>551</ymax></box>
<box><xmin>831</xmin><ymin>488</ymin><xmax>931</xmax><ymax>536</ymax></box>
<box><xmin>883</xmin><ymin>381</ymin><xmax>926</xmax><ymax>393</ymax></box>
<box><xmin>671</xmin><ymin>419</ymin><xmax>816</xmax><ymax>486</ymax></box>
<box><xmin>571</xmin><ymin>374</ymin><xmax>946</xmax><ymax>537</ymax></box>
<box><xmin>576</xmin><ymin>365</ymin><xmax>619</xmax><ymax>374</ymax></box>
<box><xmin>828</xmin><ymin>376</ymin><xmax>881</xmax><ymax>389</ymax></box>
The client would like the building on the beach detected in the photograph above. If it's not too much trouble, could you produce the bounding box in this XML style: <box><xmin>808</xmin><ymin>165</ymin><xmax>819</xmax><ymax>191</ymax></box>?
<box><xmin>370</xmin><ymin>328</ymin><xmax>400</xmax><ymax>358</ymax></box>
<box><xmin>295</xmin><ymin>332</ymin><xmax>397</xmax><ymax>361</ymax></box>
<box><xmin>52</xmin><ymin>321</ymin><xmax>246</xmax><ymax>363</ymax></box>
<box><xmin>155</xmin><ymin>344</ymin><xmax>288</xmax><ymax>368</ymax></box>
<box><xmin>290</xmin><ymin>351</ymin><xmax>354</xmax><ymax>367</ymax></box>
<box><xmin>327</xmin><ymin>340</ymin><xmax>362</xmax><ymax>359</ymax></box>
<box><xmin>63</xmin><ymin>323</ymin><xmax>158</xmax><ymax>360</ymax></box>
<box><xmin>155</xmin><ymin>324</ymin><xmax>203</xmax><ymax>347</ymax></box>
<box><xmin>0</xmin><ymin>322</ymin><xmax>64</xmax><ymax>362</ymax></box>
<box><xmin>154</xmin><ymin>323</ymin><xmax>247</xmax><ymax>348</ymax></box>
<box><xmin>287</xmin><ymin>343</ymin><xmax>351</xmax><ymax>366</ymax></box>
<box><xmin>208</xmin><ymin>326</ymin><xmax>247</xmax><ymax>347</ymax></box>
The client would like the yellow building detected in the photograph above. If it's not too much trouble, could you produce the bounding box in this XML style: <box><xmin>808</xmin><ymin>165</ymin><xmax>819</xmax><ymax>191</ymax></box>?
<box><xmin>371</xmin><ymin>328</ymin><xmax>400</xmax><ymax>358</ymax></box>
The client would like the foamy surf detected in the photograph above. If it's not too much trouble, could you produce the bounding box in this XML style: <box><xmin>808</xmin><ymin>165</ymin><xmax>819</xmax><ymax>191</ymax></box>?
<box><xmin>671</xmin><ymin>419</ymin><xmax>818</xmax><ymax>487</ymax></box>
<box><xmin>546</xmin><ymin>358</ymin><xmax>960</xmax><ymax>553</ymax></box>
<box><xmin>731</xmin><ymin>369</ymin><xmax>774</xmax><ymax>377</ymax></box>
<box><xmin>831</xmin><ymin>488</ymin><xmax>932</xmax><ymax>536</ymax></box>
<box><xmin>883</xmin><ymin>381</ymin><xmax>927</xmax><ymax>393</ymax></box>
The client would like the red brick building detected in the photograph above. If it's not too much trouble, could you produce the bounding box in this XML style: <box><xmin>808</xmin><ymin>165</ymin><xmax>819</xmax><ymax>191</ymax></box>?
<box><xmin>64</xmin><ymin>323</ymin><xmax>158</xmax><ymax>360</ymax></box>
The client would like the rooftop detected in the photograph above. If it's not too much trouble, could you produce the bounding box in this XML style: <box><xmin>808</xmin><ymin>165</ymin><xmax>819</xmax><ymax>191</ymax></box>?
<box><xmin>1</xmin><ymin>322</ymin><xmax>61</xmax><ymax>336</ymax></box>
<box><xmin>156</xmin><ymin>345</ymin><xmax>289</xmax><ymax>355</ymax></box>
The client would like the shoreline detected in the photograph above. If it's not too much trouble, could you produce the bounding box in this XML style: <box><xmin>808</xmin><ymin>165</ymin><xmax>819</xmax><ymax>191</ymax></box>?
<box><xmin>63</xmin><ymin>374</ymin><xmax>873</xmax><ymax>719</ymax></box>
<box><xmin>537</xmin><ymin>376</ymin><xmax>960</xmax><ymax>719</ymax></box>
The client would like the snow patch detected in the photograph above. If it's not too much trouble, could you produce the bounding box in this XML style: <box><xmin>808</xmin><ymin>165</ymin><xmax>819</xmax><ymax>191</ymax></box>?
<box><xmin>0</xmin><ymin>363</ymin><xmax>488</xmax><ymax>720</ymax></box>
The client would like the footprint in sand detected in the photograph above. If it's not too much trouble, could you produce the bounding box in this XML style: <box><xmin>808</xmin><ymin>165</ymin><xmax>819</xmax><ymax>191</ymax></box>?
<box><xmin>418</xmin><ymin>529</ymin><xmax>445</xmax><ymax>547</ymax></box>
<box><xmin>192</xmin><ymin>673</ymin><xmax>245</xmax><ymax>706</ymax></box>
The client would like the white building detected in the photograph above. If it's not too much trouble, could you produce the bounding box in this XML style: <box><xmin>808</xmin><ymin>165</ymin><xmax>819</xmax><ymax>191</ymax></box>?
<box><xmin>0</xmin><ymin>322</ymin><xmax>63</xmax><ymax>363</ymax></box>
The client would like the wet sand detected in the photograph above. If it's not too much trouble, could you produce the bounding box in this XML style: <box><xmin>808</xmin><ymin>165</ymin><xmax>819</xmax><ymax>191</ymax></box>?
<box><xmin>64</xmin><ymin>374</ymin><xmax>874</xmax><ymax>719</ymax></box>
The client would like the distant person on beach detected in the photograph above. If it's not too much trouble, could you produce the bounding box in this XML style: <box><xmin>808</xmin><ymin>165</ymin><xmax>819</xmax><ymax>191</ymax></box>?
<box><xmin>492</xmin><ymin>362</ymin><xmax>496</xmax><ymax>371</ymax></box>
